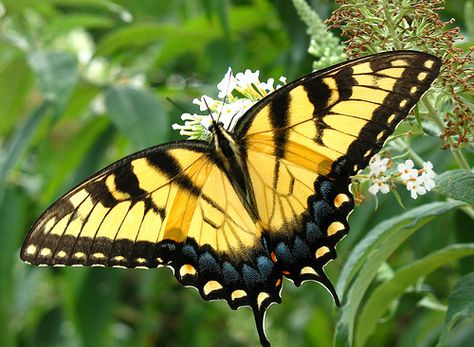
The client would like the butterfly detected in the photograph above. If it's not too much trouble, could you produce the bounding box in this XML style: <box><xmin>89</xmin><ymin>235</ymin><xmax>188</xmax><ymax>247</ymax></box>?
<box><xmin>21</xmin><ymin>51</ymin><xmax>441</xmax><ymax>346</ymax></box>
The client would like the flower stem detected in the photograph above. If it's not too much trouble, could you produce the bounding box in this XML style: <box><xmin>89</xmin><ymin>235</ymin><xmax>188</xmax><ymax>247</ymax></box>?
<box><xmin>394</xmin><ymin>138</ymin><xmax>425</xmax><ymax>167</ymax></box>
<box><xmin>422</xmin><ymin>98</ymin><xmax>471</xmax><ymax>170</ymax></box>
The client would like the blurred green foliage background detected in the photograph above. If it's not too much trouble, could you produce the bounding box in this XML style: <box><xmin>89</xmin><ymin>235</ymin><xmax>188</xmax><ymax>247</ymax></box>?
<box><xmin>1</xmin><ymin>1</ymin><xmax>473</xmax><ymax>346</ymax></box>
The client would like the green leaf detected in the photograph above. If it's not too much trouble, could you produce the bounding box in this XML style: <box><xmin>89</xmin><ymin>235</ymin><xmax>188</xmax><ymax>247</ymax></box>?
<box><xmin>0</xmin><ymin>55</ymin><xmax>35</xmax><ymax>134</ymax></box>
<box><xmin>200</xmin><ymin>0</ymin><xmax>231</xmax><ymax>39</ymax></box>
<box><xmin>42</xmin><ymin>14</ymin><xmax>116</xmax><ymax>40</ymax></box>
<box><xmin>0</xmin><ymin>188</ymin><xmax>29</xmax><ymax>347</ymax></box>
<box><xmin>435</xmin><ymin>170</ymin><xmax>474</xmax><ymax>206</ymax></box>
<box><xmin>334</xmin><ymin>200</ymin><xmax>464</xmax><ymax>347</ymax></box>
<box><xmin>104</xmin><ymin>86</ymin><xmax>169</xmax><ymax>149</ymax></box>
<box><xmin>27</xmin><ymin>51</ymin><xmax>78</xmax><ymax>109</ymax></box>
<box><xmin>437</xmin><ymin>272</ymin><xmax>474</xmax><ymax>347</ymax></box>
<box><xmin>95</xmin><ymin>4</ymin><xmax>267</xmax><ymax>62</ymax></box>
<box><xmin>39</xmin><ymin>117</ymin><xmax>111</xmax><ymax>205</ymax></box>
<box><xmin>95</xmin><ymin>23</ymin><xmax>176</xmax><ymax>56</ymax></box>
<box><xmin>0</xmin><ymin>102</ymin><xmax>52</xmax><ymax>202</ymax></box>
<box><xmin>355</xmin><ymin>244</ymin><xmax>474</xmax><ymax>347</ymax></box>
<box><xmin>51</xmin><ymin>0</ymin><xmax>132</xmax><ymax>20</ymax></box>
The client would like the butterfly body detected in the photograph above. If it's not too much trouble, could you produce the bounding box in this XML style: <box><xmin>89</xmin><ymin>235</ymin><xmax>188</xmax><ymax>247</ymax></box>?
<box><xmin>21</xmin><ymin>51</ymin><xmax>441</xmax><ymax>346</ymax></box>
<box><xmin>211</xmin><ymin>123</ymin><xmax>260</xmax><ymax>222</ymax></box>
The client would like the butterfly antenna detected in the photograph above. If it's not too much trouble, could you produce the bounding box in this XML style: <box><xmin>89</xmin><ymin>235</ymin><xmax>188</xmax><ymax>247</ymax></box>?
<box><xmin>228</xmin><ymin>105</ymin><xmax>242</xmax><ymax>130</ymax></box>
<box><xmin>216</xmin><ymin>68</ymin><xmax>234</xmax><ymax>125</ymax></box>
<box><xmin>202</xmin><ymin>97</ymin><xmax>219</xmax><ymax>129</ymax></box>
<box><xmin>217</xmin><ymin>94</ymin><xmax>229</xmax><ymax>123</ymax></box>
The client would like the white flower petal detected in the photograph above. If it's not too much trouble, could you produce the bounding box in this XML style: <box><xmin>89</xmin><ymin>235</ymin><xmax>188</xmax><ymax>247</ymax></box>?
<box><xmin>217</xmin><ymin>67</ymin><xmax>237</xmax><ymax>98</ymax></box>
<box><xmin>369</xmin><ymin>177</ymin><xmax>390</xmax><ymax>195</ymax></box>
<box><xmin>368</xmin><ymin>183</ymin><xmax>380</xmax><ymax>195</ymax></box>
<box><xmin>380</xmin><ymin>184</ymin><xmax>390</xmax><ymax>194</ymax></box>
<box><xmin>422</xmin><ymin>161</ymin><xmax>436</xmax><ymax>178</ymax></box>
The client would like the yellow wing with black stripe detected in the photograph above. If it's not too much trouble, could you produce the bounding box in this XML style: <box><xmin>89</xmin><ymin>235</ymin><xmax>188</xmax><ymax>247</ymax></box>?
<box><xmin>21</xmin><ymin>51</ymin><xmax>441</xmax><ymax>347</ymax></box>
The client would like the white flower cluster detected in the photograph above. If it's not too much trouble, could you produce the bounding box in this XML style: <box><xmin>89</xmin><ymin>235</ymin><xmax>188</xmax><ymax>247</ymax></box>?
<box><xmin>367</xmin><ymin>155</ymin><xmax>436</xmax><ymax>199</ymax></box>
<box><xmin>172</xmin><ymin>68</ymin><xmax>287</xmax><ymax>140</ymax></box>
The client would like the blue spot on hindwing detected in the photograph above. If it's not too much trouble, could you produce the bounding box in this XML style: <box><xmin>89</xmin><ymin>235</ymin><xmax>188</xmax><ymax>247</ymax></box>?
<box><xmin>199</xmin><ymin>251</ymin><xmax>220</xmax><ymax>275</ymax></box>
<box><xmin>242</xmin><ymin>264</ymin><xmax>263</xmax><ymax>289</ymax></box>
<box><xmin>275</xmin><ymin>242</ymin><xmax>294</xmax><ymax>264</ymax></box>
<box><xmin>222</xmin><ymin>261</ymin><xmax>241</xmax><ymax>284</ymax></box>
<box><xmin>257</xmin><ymin>256</ymin><xmax>274</xmax><ymax>280</ymax></box>
<box><xmin>319</xmin><ymin>180</ymin><xmax>334</xmax><ymax>199</ymax></box>
<box><xmin>182</xmin><ymin>244</ymin><xmax>197</xmax><ymax>261</ymax></box>
<box><xmin>292</xmin><ymin>237</ymin><xmax>310</xmax><ymax>258</ymax></box>
<box><xmin>305</xmin><ymin>222</ymin><xmax>324</xmax><ymax>243</ymax></box>
<box><xmin>313</xmin><ymin>200</ymin><xmax>334</xmax><ymax>222</ymax></box>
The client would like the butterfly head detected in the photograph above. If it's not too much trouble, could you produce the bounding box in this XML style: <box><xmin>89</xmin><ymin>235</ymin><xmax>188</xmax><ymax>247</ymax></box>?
<box><xmin>210</xmin><ymin>120</ymin><xmax>237</xmax><ymax>159</ymax></box>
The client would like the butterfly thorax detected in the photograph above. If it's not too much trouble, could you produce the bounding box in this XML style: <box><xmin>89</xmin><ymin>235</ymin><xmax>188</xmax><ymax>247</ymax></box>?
<box><xmin>211</xmin><ymin>123</ymin><xmax>260</xmax><ymax>222</ymax></box>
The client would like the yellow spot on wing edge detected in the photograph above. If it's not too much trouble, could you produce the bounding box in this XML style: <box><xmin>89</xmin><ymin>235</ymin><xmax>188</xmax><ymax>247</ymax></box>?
<box><xmin>179</xmin><ymin>264</ymin><xmax>197</xmax><ymax>278</ymax></box>
<box><xmin>257</xmin><ymin>292</ymin><xmax>270</xmax><ymax>309</ymax></box>
<box><xmin>56</xmin><ymin>250</ymin><xmax>67</xmax><ymax>258</ymax></box>
<box><xmin>231</xmin><ymin>289</ymin><xmax>247</xmax><ymax>301</ymax></box>
<box><xmin>424</xmin><ymin>60</ymin><xmax>435</xmax><ymax>69</ymax></box>
<box><xmin>73</xmin><ymin>252</ymin><xmax>86</xmax><ymax>259</ymax></box>
<box><xmin>26</xmin><ymin>245</ymin><xmax>37</xmax><ymax>255</ymax></box>
<box><xmin>390</xmin><ymin>59</ymin><xmax>408</xmax><ymax>67</ymax></box>
<box><xmin>203</xmin><ymin>280</ymin><xmax>223</xmax><ymax>295</ymax></box>
<box><xmin>300</xmin><ymin>266</ymin><xmax>318</xmax><ymax>276</ymax></box>
<box><xmin>40</xmin><ymin>248</ymin><xmax>51</xmax><ymax>257</ymax></box>
<box><xmin>334</xmin><ymin>193</ymin><xmax>350</xmax><ymax>208</ymax></box>
<box><xmin>315</xmin><ymin>246</ymin><xmax>330</xmax><ymax>258</ymax></box>
<box><xmin>327</xmin><ymin>221</ymin><xmax>345</xmax><ymax>236</ymax></box>
<box><xmin>417</xmin><ymin>72</ymin><xmax>428</xmax><ymax>81</ymax></box>
<box><xmin>387</xmin><ymin>114</ymin><xmax>396</xmax><ymax>124</ymax></box>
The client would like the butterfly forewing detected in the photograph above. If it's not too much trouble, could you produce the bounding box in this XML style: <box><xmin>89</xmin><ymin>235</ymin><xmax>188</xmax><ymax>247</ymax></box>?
<box><xmin>22</xmin><ymin>142</ymin><xmax>207</xmax><ymax>266</ymax></box>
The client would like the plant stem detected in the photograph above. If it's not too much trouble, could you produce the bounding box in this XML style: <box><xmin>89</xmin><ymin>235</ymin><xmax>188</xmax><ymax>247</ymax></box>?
<box><xmin>422</xmin><ymin>98</ymin><xmax>471</xmax><ymax>170</ymax></box>
<box><xmin>422</xmin><ymin>98</ymin><xmax>474</xmax><ymax>220</ymax></box>
<box><xmin>394</xmin><ymin>138</ymin><xmax>425</xmax><ymax>166</ymax></box>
